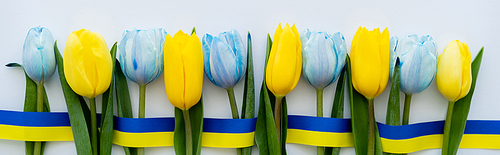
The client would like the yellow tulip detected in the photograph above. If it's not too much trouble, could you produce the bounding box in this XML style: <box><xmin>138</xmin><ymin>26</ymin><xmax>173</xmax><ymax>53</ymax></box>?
<box><xmin>350</xmin><ymin>26</ymin><xmax>390</xmax><ymax>99</ymax></box>
<box><xmin>164</xmin><ymin>30</ymin><xmax>203</xmax><ymax>110</ymax></box>
<box><xmin>436</xmin><ymin>40</ymin><xmax>472</xmax><ymax>102</ymax></box>
<box><xmin>63</xmin><ymin>29</ymin><xmax>112</xmax><ymax>98</ymax></box>
<box><xmin>266</xmin><ymin>23</ymin><xmax>302</xmax><ymax>97</ymax></box>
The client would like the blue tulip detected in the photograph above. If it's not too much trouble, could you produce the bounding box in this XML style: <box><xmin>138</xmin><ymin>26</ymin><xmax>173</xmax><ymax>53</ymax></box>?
<box><xmin>389</xmin><ymin>34</ymin><xmax>437</xmax><ymax>94</ymax></box>
<box><xmin>22</xmin><ymin>26</ymin><xmax>56</xmax><ymax>83</ymax></box>
<box><xmin>300</xmin><ymin>29</ymin><xmax>347</xmax><ymax>89</ymax></box>
<box><xmin>202</xmin><ymin>29</ymin><xmax>246</xmax><ymax>89</ymax></box>
<box><xmin>118</xmin><ymin>28</ymin><xmax>167</xmax><ymax>86</ymax></box>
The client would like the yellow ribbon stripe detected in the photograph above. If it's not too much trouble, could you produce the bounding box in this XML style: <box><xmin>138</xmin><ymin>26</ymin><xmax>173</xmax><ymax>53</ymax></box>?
<box><xmin>201</xmin><ymin>132</ymin><xmax>255</xmax><ymax>148</ymax></box>
<box><xmin>0</xmin><ymin>124</ymin><xmax>73</xmax><ymax>141</ymax></box>
<box><xmin>113</xmin><ymin>130</ymin><xmax>174</xmax><ymax>147</ymax></box>
<box><xmin>286</xmin><ymin>129</ymin><xmax>353</xmax><ymax>147</ymax></box>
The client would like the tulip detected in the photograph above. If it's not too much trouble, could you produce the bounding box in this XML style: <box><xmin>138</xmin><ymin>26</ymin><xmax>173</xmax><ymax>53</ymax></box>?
<box><xmin>301</xmin><ymin>29</ymin><xmax>347</xmax><ymax>89</ymax></box>
<box><xmin>265</xmin><ymin>23</ymin><xmax>302</xmax><ymax>149</ymax></box>
<box><xmin>63</xmin><ymin>29</ymin><xmax>112</xmax><ymax>155</ymax></box>
<box><xmin>390</xmin><ymin>35</ymin><xmax>437</xmax><ymax>94</ymax></box>
<box><xmin>164</xmin><ymin>30</ymin><xmax>203</xmax><ymax>155</ymax></box>
<box><xmin>266</xmin><ymin>23</ymin><xmax>302</xmax><ymax>97</ymax></box>
<box><xmin>118</xmin><ymin>28</ymin><xmax>167</xmax><ymax>155</ymax></box>
<box><xmin>350</xmin><ymin>26</ymin><xmax>389</xmax><ymax>155</ymax></box>
<box><xmin>436</xmin><ymin>40</ymin><xmax>472</xmax><ymax>155</ymax></box>
<box><xmin>202</xmin><ymin>29</ymin><xmax>247</xmax><ymax>124</ymax></box>
<box><xmin>389</xmin><ymin>35</ymin><xmax>437</xmax><ymax>126</ymax></box>
<box><xmin>436</xmin><ymin>40</ymin><xmax>472</xmax><ymax>102</ymax></box>
<box><xmin>64</xmin><ymin>29</ymin><xmax>112</xmax><ymax>98</ymax></box>
<box><xmin>23</xmin><ymin>26</ymin><xmax>56</xmax><ymax>84</ymax></box>
<box><xmin>22</xmin><ymin>26</ymin><xmax>56</xmax><ymax>155</ymax></box>
<box><xmin>118</xmin><ymin>28</ymin><xmax>167</xmax><ymax>86</ymax></box>
<box><xmin>301</xmin><ymin>29</ymin><xmax>347</xmax><ymax>155</ymax></box>
<box><xmin>164</xmin><ymin>30</ymin><xmax>203</xmax><ymax>110</ymax></box>
<box><xmin>202</xmin><ymin>29</ymin><xmax>246</xmax><ymax>89</ymax></box>
<box><xmin>351</xmin><ymin>26</ymin><xmax>390</xmax><ymax>99</ymax></box>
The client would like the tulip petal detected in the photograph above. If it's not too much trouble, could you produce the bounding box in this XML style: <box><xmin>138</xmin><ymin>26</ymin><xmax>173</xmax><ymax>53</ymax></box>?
<box><xmin>267</xmin><ymin>24</ymin><xmax>298</xmax><ymax>96</ymax></box>
<box><xmin>266</xmin><ymin>23</ymin><xmax>283</xmax><ymax>94</ymax></box>
<box><xmin>352</xmin><ymin>28</ymin><xmax>382</xmax><ymax>99</ymax></box>
<box><xmin>457</xmin><ymin>42</ymin><xmax>472</xmax><ymax>100</ymax></box>
<box><xmin>290</xmin><ymin>24</ymin><xmax>302</xmax><ymax>92</ymax></box>
<box><xmin>332</xmin><ymin>32</ymin><xmax>347</xmax><ymax>82</ymax></box>
<box><xmin>202</xmin><ymin>33</ymin><xmax>215</xmax><ymax>84</ymax></box>
<box><xmin>389</xmin><ymin>36</ymin><xmax>399</xmax><ymax>80</ymax></box>
<box><xmin>302</xmin><ymin>32</ymin><xmax>336</xmax><ymax>89</ymax></box>
<box><xmin>90</xmin><ymin>32</ymin><xmax>112</xmax><ymax>96</ymax></box>
<box><xmin>437</xmin><ymin>40</ymin><xmax>463</xmax><ymax>101</ymax></box>
<box><xmin>209</xmin><ymin>36</ymin><xmax>239</xmax><ymax>88</ymax></box>
<box><xmin>164</xmin><ymin>34</ymin><xmax>186</xmax><ymax>109</ymax></box>
<box><xmin>64</xmin><ymin>31</ymin><xmax>95</xmax><ymax>98</ymax></box>
<box><xmin>182</xmin><ymin>33</ymin><xmax>203</xmax><ymax>110</ymax></box>
<box><xmin>375</xmin><ymin>28</ymin><xmax>390</xmax><ymax>97</ymax></box>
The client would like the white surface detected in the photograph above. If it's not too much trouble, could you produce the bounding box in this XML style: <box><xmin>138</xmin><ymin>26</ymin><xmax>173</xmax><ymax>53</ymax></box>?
<box><xmin>1</xmin><ymin>0</ymin><xmax>499</xmax><ymax>155</ymax></box>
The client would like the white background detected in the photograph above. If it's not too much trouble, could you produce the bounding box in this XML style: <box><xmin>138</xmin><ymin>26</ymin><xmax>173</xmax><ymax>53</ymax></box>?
<box><xmin>1</xmin><ymin>0</ymin><xmax>499</xmax><ymax>154</ymax></box>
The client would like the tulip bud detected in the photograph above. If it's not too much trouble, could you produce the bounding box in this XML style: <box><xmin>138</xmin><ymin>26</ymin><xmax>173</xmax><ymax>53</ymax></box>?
<box><xmin>202</xmin><ymin>29</ymin><xmax>246</xmax><ymax>89</ymax></box>
<box><xmin>63</xmin><ymin>29</ymin><xmax>112</xmax><ymax>98</ymax></box>
<box><xmin>350</xmin><ymin>27</ymin><xmax>390</xmax><ymax>99</ymax></box>
<box><xmin>389</xmin><ymin>34</ymin><xmax>437</xmax><ymax>94</ymax></box>
<box><xmin>118</xmin><ymin>28</ymin><xmax>167</xmax><ymax>86</ymax></box>
<box><xmin>301</xmin><ymin>29</ymin><xmax>347</xmax><ymax>89</ymax></box>
<box><xmin>164</xmin><ymin>30</ymin><xmax>204</xmax><ymax>110</ymax></box>
<box><xmin>266</xmin><ymin>23</ymin><xmax>302</xmax><ymax>97</ymax></box>
<box><xmin>436</xmin><ymin>40</ymin><xmax>472</xmax><ymax>102</ymax></box>
<box><xmin>22</xmin><ymin>26</ymin><xmax>56</xmax><ymax>83</ymax></box>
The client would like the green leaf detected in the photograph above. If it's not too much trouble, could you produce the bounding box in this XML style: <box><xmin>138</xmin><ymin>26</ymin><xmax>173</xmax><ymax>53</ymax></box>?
<box><xmin>241</xmin><ymin>32</ymin><xmax>255</xmax><ymax>155</ymax></box>
<box><xmin>325</xmin><ymin>66</ymin><xmax>346</xmax><ymax>155</ymax></box>
<box><xmin>255</xmin><ymin>34</ymin><xmax>280</xmax><ymax>155</ymax></box>
<box><xmin>446</xmin><ymin>47</ymin><xmax>484</xmax><ymax>155</ymax></box>
<box><xmin>173</xmin><ymin>98</ymin><xmax>204</xmax><ymax>155</ymax></box>
<box><xmin>191</xmin><ymin>27</ymin><xmax>196</xmax><ymax>35</ymax></box>
<box><xmin>21</xmin><ymin>65</ymin><xmax>37</xmax><ymax>155</ymax></box>
<box><xmin>386</xmin><ymin>58</ymin><xmax>401</xmax><ymax>126</ymax></box>
<box><xmin>347</xmin><ymin>55</ymin><xmax>369</xmax><ymax>155</ymax></box>
<box><xmin>115</xmin><ymin>60</ymin><xmax>137</xmax><ymax>155</ymax></box>
<box><xmin>54</xmin><ymin>41</ymin><xmax>92</xmax><ymax>155</ymax></box>
<box><xmin>100</xmin><ymin>42</ymin><xmax>117</xmax><ymax>155</ymax></box>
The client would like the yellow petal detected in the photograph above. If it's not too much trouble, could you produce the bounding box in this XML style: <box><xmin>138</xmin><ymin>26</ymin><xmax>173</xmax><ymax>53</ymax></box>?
<box><xmin>64</xmin><ymin>31</ymin><xmax>94</xmax><ymax>98</ymax></box>
<box><xmin>351</xmin><ymin>26</ymin><xmax>363</xmax><ymax>55</ymax></box>
<box><xmin>91</xmin><ymin>32</ymin><xmax>112</xmax><ymax>97</ymax></box>
<box><xmin>352</xmin><ymin>28</ymin><xmax>381</xmax><ymax>99</ymax></box>
<box><xmin>374</xmin><ymin>27</ymin><xmax>390</xmax><ymax>97</ymax></box>
<box><xmin>436</xmin><ymin>40</ymin><xmax>463</xmax><ymax>101</ymax></box>
<box><xmin>269</xmin><ymin>24</ymin><xmax>298</xmax><ymax>96</ymax></box>
<box><xmin>164</xmin><ymin>34</ymin><xmax>186</xmax><ymax>109</ymax></box>
<box><xmin>266</xmin><ymin>23</ymin><xmax>283</xmax><ymax>94</ymax></box>
<box><xmin>290</xmin><ymin>24</ymin><xmax>302</xmax><ymax>93</ymax></box>
<box><xmin>173</xmin><ymin>30</ymin><xmax>189</xmax><ymax>52</ymax></box>
<box><xmin>182</xmin><ymin>33</ymin><xmax>203</xmax><ymax>110</ymax></box>
<box><xmin>457</xmin><ymin>41</ymin><xmax>472</xmax><ymax>100</ymax></box>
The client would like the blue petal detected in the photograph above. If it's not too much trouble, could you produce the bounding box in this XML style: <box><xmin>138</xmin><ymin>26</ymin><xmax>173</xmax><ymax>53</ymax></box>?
<box><xmin>331</xmin><ymin>32</ymin><xmax>347</xmax><ymax>84</ymax></box>
<box><xmin>302</xmin><ymin>31</ymin><xmax>337</xmax><ymax>89</ymax></box>
<box><xmin>22</xmin><ymin>26</ymin><xmax>55</xmax><ymax>83</ymax></box>
<box><xmin>209</xmin><ymin>36</ymin><xmax>239</xmax><ymax>88</ymax></box>
<box><xmin>389</xmin><ymin>36</ymin><xmax>399</xmax><ymax>80</ymax></box>
<box><xmin>202</xmin><ymin>33</ymin><xmax>215</xmax><ymax>85</ymax></box>
<box><xmin>300</xmin><ymin>29</ymin><xmax>311</xmax><ymax>48</ymax></box>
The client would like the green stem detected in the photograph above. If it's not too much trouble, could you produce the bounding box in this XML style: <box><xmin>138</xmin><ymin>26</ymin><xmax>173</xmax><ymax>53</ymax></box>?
<box><xmin>367</xmin><ymin>98</ymin><xmax>375</xmax><ymax>155</ymax></box>
<box><xmin>274</xmin><ymin>96</ymin><xmax>284</xmax><ymax>151</ymax></box>
<box><xmin>316</xmin><ymin>88</ymin><xmax>324</xmax><ymax>155</ymax></box>
<box><xmin>226</xmin><ymin>88</ymin><xmax>240</xmax><ymax>119</ymax></box>
<box><xmin>225</xmin><ymin>88</ymin><xmax>242</xmax><ymax>155</ymax></box>
<box><xmin>442</xmin><ymin>101</ymin><xmax>455</xmax><ymax>155</ymax></box>
<box><xmin>34</xmin><ymin>82</ymin><xmax>44</xmax><ymax>155</ymax></box>
<box><xmin>183</xmin><ymin>109</ymin><xmax>193</xmax><ymax>155</ymax></box>
<box><xmin>402</xmin><ymin>94</ymin><xmax>412</xmax><ymax>125</ymax></box>
<box><xmin>90</xmin><ymin>97</ymin><xmax>98</xmax><ymax>155</ymax></box>
<box><xmin>137</xmin><ymin>84</ymin><xmax>147</xmax><ymax>155</ymax></box>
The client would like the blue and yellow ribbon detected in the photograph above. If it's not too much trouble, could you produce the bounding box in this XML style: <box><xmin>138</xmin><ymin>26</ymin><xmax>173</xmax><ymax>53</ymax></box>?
<box><xmin>2</xmin><ymin>110</ymin><xmax>500</xmax><ymax>153</ymax></box>
<box><xmin>0</xmin><ymin>110</ymin><xmax>255</xmax><ymax>148</ymax></box>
